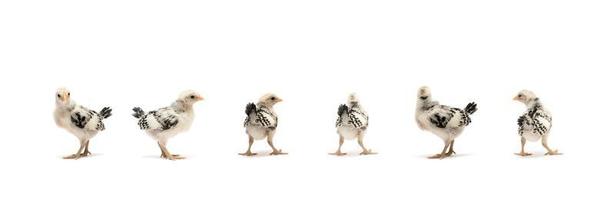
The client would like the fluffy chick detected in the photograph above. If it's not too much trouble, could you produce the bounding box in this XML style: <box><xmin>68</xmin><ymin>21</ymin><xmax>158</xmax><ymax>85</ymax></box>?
<box><xmin>53</xmin><ymin>88</ymin><xmax>112</xmax><ymax>159</ymax></box>
<box><xmin>132</xmin><ymin>90</ymin><xmax>203</xmax><ymax>160</ymax></box>
<box><xmin>330</xmin><ymin>93</ymin><xmax>376</xmax><ymax>156</ymax></box>
<box><xmin>240</xmin><ymin>93</ymin><xmax>286</xmax><ymax>156</ymax></box>
<box><xmin>415</xmin><ymin>86</ymin><xmax>477</xmax><ymax>159</ymax></box>
<box><xmin>514</xmin><ymin>90</ymin><xmax>560</xmax><ymax>156</ymax></box>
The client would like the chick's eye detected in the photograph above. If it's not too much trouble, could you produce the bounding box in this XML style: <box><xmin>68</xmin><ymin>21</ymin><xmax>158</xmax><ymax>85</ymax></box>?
<box><xmin>190</xmin><ymin>95</ymin><xmax>195</xmax><ymax>99</ymax></box>
<box><xmin>68</xmin><ymin>93</ymin><xmax>70</xmax><ymax>96</ymax></box>
<box><xmin>270</xmin><ymin>97</ymin><xmax>276</xmax><ymax>100</ymax></box>
<box><xmin>57</xmin><ymin>94</ymin><xmax>61</xmax><ymax>98</ymax></box>
<box><xmin>518</xmin><ymin>94</ymin><xmax>522</xmax><ymax>98</ymax></box>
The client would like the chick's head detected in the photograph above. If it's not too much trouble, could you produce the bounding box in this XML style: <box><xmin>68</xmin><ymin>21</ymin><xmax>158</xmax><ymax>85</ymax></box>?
<box><xmin>178</xmin><ymin>90</ymin><xmax>204</xmax><ymax>105</ymax></box>
<box><xmin>513</xmin><ymin>90</ymin><xmax>537</xmax><ymax>105</ymax></box>
<box><xmin>55</xmin><ymin>87</ymin><xmax>71</xmax><ymax>106</ymax></box>
<box><xmin>259</xmin><ymin>93</ymin><xmax>282</xmax><ymax>106</ymax></box>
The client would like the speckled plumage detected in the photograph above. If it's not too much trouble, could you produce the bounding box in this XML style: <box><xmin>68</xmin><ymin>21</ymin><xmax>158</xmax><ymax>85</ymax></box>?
<box><xmin>416</xmin><ymin>99</ymin><xmax>477</xmax><ymax>141</ymax></box>
<box><xmin>517</xmin><ymin>99</ymin><xmax>552</xmax><ymax>141</ymax></box>
<box><xmin>244</xmin><ymin>103</ymin><xmax>278</xmax><ymax>129</ymax></box>
<box><xmin>336</xmin><ymin>103</ymin><xmax>369</xmax><ymax>129</ymax></box>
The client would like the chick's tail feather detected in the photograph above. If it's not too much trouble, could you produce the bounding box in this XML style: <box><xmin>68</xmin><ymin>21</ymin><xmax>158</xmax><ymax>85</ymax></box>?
<box><xmin>464</xmin><ymin>102</ymin><xmax>477</xmax><ymax>115</ymax></box>
<box><xmin>100</xmin><ymin>107</ymin><xmax>112</xmax><ymax>119</ymax></box>
<box><xmin>337</xmin><ymin>104</ymin><xmax>349</xmax><ymax>116</ymax></box>
<box><xmin>132</xmin><ymin>107</ymin><xmax>145</xmax><ymax>118</ymax></box>
<box><xmin>245</xmin><ymin>103</ymin><xmax>256</xmax><ymax>116</ymax></box>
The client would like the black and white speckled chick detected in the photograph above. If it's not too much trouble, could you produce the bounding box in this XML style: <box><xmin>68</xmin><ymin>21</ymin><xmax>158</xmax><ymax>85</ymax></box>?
<box><xmin>53</xmin><ymin>88</ymin><xmax>112</xmax><ymax>160</ymax></box>
<box><xmin>415</xmin><ymin>86</ymin><xmax>477</xmax><ymax>159</ymax></box>
<box><xmin>514</xmin><ymin>90</ymin><xmax>560</xmax><ymax>156</ymax></box>
<box><xmin>132</xmin><ymin>90</ymin><xmax>203</xmax><ymax>160</ymax></box>
<box><xmin>240</xmin><ymin>93</ymin><xmax>286</xmax><ymax>156</ymax></box>
<box><xmin>331</xmin><ymin>93</ymin><xmax>376</xmax><ymax>156</ymax></box>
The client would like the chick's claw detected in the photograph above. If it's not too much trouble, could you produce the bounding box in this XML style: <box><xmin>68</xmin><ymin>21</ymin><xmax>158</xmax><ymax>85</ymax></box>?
<box><xmin>63</xmin><ymin>154</ymin><xmax>81</xmax><ymax>160</ymax></box>
<box><xmin>329</xmin><ymin>151</ymin><xmax>347</xmax><ymax>156</ymax></box>
<box><xmin>270</xmin><ymin>149</ymin><xmax>287</xmax><ymax>155</ymax></box>
<box><xmin>515</xmin><ymin>152</ymin><xmax>532</xmax><ymax>156</ymax></box>
<box><xmin>239</xmin><ymin>151</ymin><xmax>257</xmax><ymax>156</ymax></box>
<box><xmin>545</xmin><ymin>150</ymin><xmax>562</xmax><ymax>156</ymax></box>
<box><xmin>360</xmin><ymin>150</ymin><xmax>377</xmax><ymax>155</ymax></box>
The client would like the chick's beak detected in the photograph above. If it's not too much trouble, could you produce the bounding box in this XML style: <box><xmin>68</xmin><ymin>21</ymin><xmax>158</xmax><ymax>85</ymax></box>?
<box><xmin>61</xmin><ymin>95</ymin><xmax>68</xmax><ymax>103</ymax></box>
<box><xmin>513</xmin><ymin>96</ymin><xmax>520</xmax><ymax>101</ymax></box>
<box><xmin>196</xmin><ymin>95</ymin><xmax>204</xmax><ymax>101</ymax></box>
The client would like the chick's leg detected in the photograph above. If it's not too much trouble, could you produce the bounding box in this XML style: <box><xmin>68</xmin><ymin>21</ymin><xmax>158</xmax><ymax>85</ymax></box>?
<box><xmin>80</xmin><ymin>140</ymin><xmax>91</xmax><ymax>157</ymax></box>
<box><xmin>329</xmin><ymin>135</ymin><xmax>346</xmax><ymax>156</ymax></box>
<box><xmin>358</xmin><ymin>133</ymin><xmax>376</xmax><ymax>155</ymax></box>
<box><xmin>515</xmin><ymin>137</ymin><xmax>532</xmax><ymax>156</ymax></box>
<box><xmin>159</xmin><ymin>144</ymin><xmax>165</xmax><ymax>158</ymax></box>
<box><xmin>239</xmin><ymin>136</ymin><xmax>256</xmax><ymax>156</ymax></box>
<box><xmin>429</xmin><ymin>140</ymin><xmax>451</xmax><ymax>159</ymax></box>
<box><xmin>159</xmin><ymin>145</ymin><xmax>180</xmax><ymax>158</ymax></box>
<box><xmin>541</xmin><ymin>135</ymin><xmax>561</xmax><ymax>156</ymax></box>
<box><xmin>158</xmin><ymin>142</ymin><xmax>171</xmax><ymax>160</ymax></box>
<box><xmin>267</xmin><ymin>131</ymin><xmax>287</xmax><ymax>155</ymax></box>
<box><xmin>158</xmin><ymin>141</ymin><xmax>184</xmax><ymax>160</ymax></box>
<box><xmin>64</xmin><ymin>140</ymin><xmax>86</xmax><ymax>160</ymax></box>
<box><xmin>445</xmin><ymin>140</ymin><xmax>456</xmax><ymax>156</ymax></box>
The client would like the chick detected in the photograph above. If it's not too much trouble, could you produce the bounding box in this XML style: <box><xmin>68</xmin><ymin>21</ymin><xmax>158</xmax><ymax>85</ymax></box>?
<box><xmin>53</xmin><ymin>88</ymin><xmax>112</xmax><ymax>159</ymax></box>
<box><xmin>514</xmin><ymin>90</ymin><xmax>560</xmax><ymax>156</ymax></box>
<box><xmin>240</xmin><ymin>93</ymin><xmax>286</xmax><ymax>156</ymax></box>
<box><xmin>132</xmin><ymin>90</ymin><xmax>203</xmax><ymax>160</ymax></box>
<box><xmin>330</xmin><ymin>93</ymin><xmax>376</xmax><ymax>156</ymax></box>
<box><xmin>415</xmin><ymin>86</ymin><xmax>477</xmax><ymax>159</ymax></box>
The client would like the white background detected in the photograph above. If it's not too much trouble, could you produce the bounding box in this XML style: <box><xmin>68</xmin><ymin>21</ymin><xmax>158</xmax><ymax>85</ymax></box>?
<box><xmin>1</xmin><ymin>0</ymin><xmax>613</xmax><ymax>199</ymax></box>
